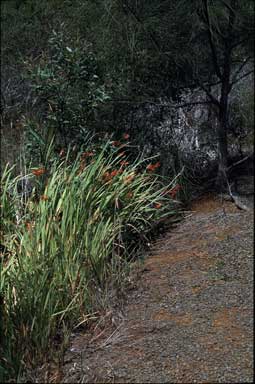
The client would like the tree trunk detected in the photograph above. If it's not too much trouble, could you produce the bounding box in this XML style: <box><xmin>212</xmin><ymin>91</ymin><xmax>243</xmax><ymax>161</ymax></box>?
<box><xmin>216</xmin><ymin>38</ymin><xmax>232</xmax><ymax>190</ymax></box>
<box><xmin>216</xmin><ymin>115</ymin><xmax>228</xmax><ymax>189</ymax></box>
<box><xmin>215</xmin><ymin>0</ymin><xmax>236</xmax><ymax>191</ymax></box>
<box><xmin>216</xmin><ymin>96</ymin><xmax>229</xmax><ymax>190</ymax></box>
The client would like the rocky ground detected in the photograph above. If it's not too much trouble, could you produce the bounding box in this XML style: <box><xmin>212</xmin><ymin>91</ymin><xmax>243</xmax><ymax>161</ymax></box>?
<box><xmin>57</xmin><ymin>194</ymin><xmax>254</xmax><ymax>383</ymax></box>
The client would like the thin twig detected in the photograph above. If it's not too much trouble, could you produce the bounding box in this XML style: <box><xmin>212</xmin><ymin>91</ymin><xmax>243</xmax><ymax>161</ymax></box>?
<box><xmin>226</xmin><ymin>155</ymin><xmax>251</xmax><ymax>172</ymax></box>
<box><xmin>96</xmin><ymin>323</ymin><xmax>123</xmax><ymax>350</ymax></box>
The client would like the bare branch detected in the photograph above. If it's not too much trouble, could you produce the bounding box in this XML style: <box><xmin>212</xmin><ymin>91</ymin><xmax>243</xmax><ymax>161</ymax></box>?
<box><xmin>197</xmin><ymin>81</ymin><xmax>220</xmax><ymax>108</ymax></box>
<box><xmin>226</xmin><ymin>155</ymin><xmax>251</xmax><ymax>172</ymax></box>
<box><xmin>168</xmin><ymin>101</ymin><xmax>212</xmax><ymax>109</ymax></box>
<box><xmin>230</xmin><ymin>34</ymin><xmax>254</xmax><ymax>50</ymax></box>
<box><xmin>120</xmin><ymin>0</ymin><xmax>161</xmax><ymax>53</ymax></box>
<box><xmin>108</xmin><ymin>99</ymin><xmax>213</xmax><ymax>110</ymax></box>
<box><xmin>230</xmin><ymin>69</ymin><xmax>254</xmax><ymax>90</ymax></box>
<box><xmin>219</xmin><ymin>0</ymin><xmax>234</xmax><ymax>13</ymax></box>
<box><xmin>202</xmin><ymin>0</ymin><xmax>223</xmax><ymax>80</ymax></box>
<box><xmin>231</xmin><ymin>56</ymin><xmax>252</xmax><ymax>83</ymax></box>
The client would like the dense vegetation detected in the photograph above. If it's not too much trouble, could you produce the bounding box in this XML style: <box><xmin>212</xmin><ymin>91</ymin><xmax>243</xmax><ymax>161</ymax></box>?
<box><xmin>0</xmin><ymin>0</ymin><xmax>254</xmax><ymax>381</ymax></box>
<box><xmin>1</xmin><ymin>140</ymin><xmax>183</xmax><ymax>380</ymax></box>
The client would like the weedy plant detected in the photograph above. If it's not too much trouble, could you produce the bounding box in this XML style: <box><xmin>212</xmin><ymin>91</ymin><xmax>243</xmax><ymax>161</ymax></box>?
<box><xmin>0</xmin><ymin>142</ymin><xmax>182</xmax><ymax>381</ymax></box>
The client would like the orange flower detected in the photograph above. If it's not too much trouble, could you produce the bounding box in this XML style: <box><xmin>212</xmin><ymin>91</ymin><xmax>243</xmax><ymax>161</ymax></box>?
<box><xmin>146</xmin><ymin>161</ymin><xmax>160</xmax><ymax>172</ymax></box>
<box><xmin>146</xmin><ymin>163</ymin><xmax>155</xmax><ymax>171</ymax></box>
<box><xmin>124</xmin><ymin>173</ymin><xmax>135</xmax><ymax>184</ymax></box>
<box><xmin>154</xmin><ymin>202</ymin><xmax>162</xmax><ymax>209</ymax></box>
<box><xmin>123</xmin><ymin>133</ymin><xmax>130</xmax><ymax>140</ymax></box>
<box><xmin>110</xmin><ymin>169</ymin><xmax>119</xmax><ymax>177</ymax></box>
<box><xmin>32</xmin><ymin>168</ymin><xmax>46</xmax><ymax>176</ymax></box>
<box><xmin>111</xmin><ymin>140</ymin><xmax>121</xmax><ymax>147</ymax></box>
<box><xmin>25</xmin><ymin>221</ymin><xmax>35</xmax><ymax>231</ymax></box>
<box><xmin>40</xmin><ymin>195</ymin><xmax>49</xmax><ymax>201</ymax></box>
<box><xmin>79</xmin><ymin>160</ymin><xmax>86</xmax><ymax>172</ymax></box>
<box><xmin>25</xmin><ymin>222</ymin><xmax>32</xmax><ymax>231</ymax></box>
<box><xmin>126</xmin><ymin>191</ymin><xmax>133</xmax><ymax>199</ymax></box>
<box><xmin>103</xmin><ymin>171</ymin><xmax>111</xmax><ymax>181</ymax></box>
<box><xmin>81</xmin><ymin>151</ymin><xmax>94</xmax><ymax>158</ymax></box>
<box><xmin>103</xmin><ymin>170</ymin><xmax>121</xmax><ymax>181</ymax></box>
<box><xmin>120</xmin><ymin>160</ymin><xmax>129</xmax><ymax>166</ymax></box>
<box><xmin>168</xmin><ymin>184</ymin><xmax>181</xmax><ymax>198</ymax></box>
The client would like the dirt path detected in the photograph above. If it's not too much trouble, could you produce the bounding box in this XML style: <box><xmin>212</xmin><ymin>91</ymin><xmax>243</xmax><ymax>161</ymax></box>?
<box><xmin>62</xmin><ymin>195</ymin><xmax>253</xmax><ymax>383</ymax></box>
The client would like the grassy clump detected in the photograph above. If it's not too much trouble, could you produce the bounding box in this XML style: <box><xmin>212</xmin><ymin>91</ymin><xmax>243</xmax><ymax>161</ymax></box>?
<box><xmin>0</xmin><ymin>143</ymin><xmax>181</xmax><ymax>381</ymax></box>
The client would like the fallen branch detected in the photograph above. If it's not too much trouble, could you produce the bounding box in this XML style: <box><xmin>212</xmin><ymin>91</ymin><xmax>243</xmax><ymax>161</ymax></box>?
<box><xmin>220</xmin><ymin>192</ymin><xmax>250</xmax><ymax>211</ymax></box>
<box><xmin>227</xmin><ymin>180</ymin><xmax>250</xmax><ymax>211</ymax></box>
<box><xmin>231</xmin><ymin>195</ymin><xmax>250</xmax><ymax>211</ymax></box>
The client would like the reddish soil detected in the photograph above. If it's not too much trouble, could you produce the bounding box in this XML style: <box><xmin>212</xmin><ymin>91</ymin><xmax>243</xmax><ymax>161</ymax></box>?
<box><xmin>59</xmin><ymin>195</ymin><xmax>253</xmax><ymax>383</ymax></box>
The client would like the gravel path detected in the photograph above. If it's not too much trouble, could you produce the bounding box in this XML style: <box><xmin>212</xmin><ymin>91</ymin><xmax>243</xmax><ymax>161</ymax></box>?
<box><xmin>62</xmin><ymin>195</ymin><xmax>254</xmax><ymax>383</ymax></box>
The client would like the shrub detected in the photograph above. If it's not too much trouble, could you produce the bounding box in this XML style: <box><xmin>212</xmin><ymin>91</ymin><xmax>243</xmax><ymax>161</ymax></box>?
<box><xmin>24</xmin><ymin>28</ymin><xmax>109</xmax><ymax>153</ymax></box>
<box><xmin>0</xmin><ymin>143</ymin><xmax>181</xmax><ymax>381</ymax></box>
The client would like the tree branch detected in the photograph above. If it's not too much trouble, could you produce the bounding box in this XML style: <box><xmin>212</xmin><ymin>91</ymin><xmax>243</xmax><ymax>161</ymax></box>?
<box><xmin>197</xmin><ymin>80</ymin><xmax>220</xmax><ymax>108</ymax></box>
<box><xmin>231</xmin><ymin>56</ymin><xmax>252</xmax><ymax>84</ymax></box>
<box><xmin>230</xmin><ymin>34</ymin><xmax>254</xmax><ymax>50</ymax></box>
<box><xmin>202</xmin><ymin>0</ymin><xmax>223</xmax><ymax>80</ymax></box>
<box><xmin>219</xmin><ymin>0</ymin><xmax>234</xmax><ymax>13</ymax></box>
<box><xmin>108</xmin><ymin>99</ymin><xmax>213</xmax><ymax>109</ymax></box>
<box><xmin>121</xmin><ymin>0</ymin><xmax>161</xmax><ymax>53</ymax></box>
<box><xmin>227</xmin><ymin>155</ymin><xmax>251</xmax><ymax>172</ymax></box>
<box><xmin>169</xmin><ymin>100</ymin><xmax>212</xmax><ymax>109</ymax></box>
<box><xmin>229</xmin><ymin>69</ymin><xmax>254</xmax><ymax>90</ymax></box>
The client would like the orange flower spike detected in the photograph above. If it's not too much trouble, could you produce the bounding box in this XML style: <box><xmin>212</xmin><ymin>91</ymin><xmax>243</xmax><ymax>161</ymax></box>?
<box><xmin>112</xmin><ymin>140</ymin><xmax>121</xmax><ymax>147</ymax></box>
<box><xmin>110</xmin><ymin>169</ymin><xmax>119</xmax><ymax>177</ymax></box>
<box><xmin>146</xmin><ymin>161</ymin><xmax>161</xmax><ymax>172</ymax></box>
<box><xmin>32</xmin><ymin>168</ymin><xmax>46</xmax><ymax>176</ymax></box>
<box><xmin>79</xmin><ymin>160</ymin><xmax>86</xmax><ymax>172</ymax></box>
<box><xmin>103</xmin><ymin>171</ymin><xmax>111</xmax><ymax>181</ymax></box>
<box><xmin>154</xmin><ymin>202</ymin><xmax>162</xmax><ymax>209</ymax></box>
<box><xmin>172</xmin><ymin>184</ymin><xmax>181</xmax><ymax>192</ymax></box>
<box><xmin>123</xmin><ymin>133</ymin><xmax>130</xmax><ymax>140</ymax></box>
<box><xmin>124</xmin><ymin>173</ymin><xmax>135</xmax><ymax>184</ymax></box>
<box><xmin>59</xmin><ymin>149</ymin><xmax>65</xmax><ymax>157</ymax></box>
<box><xmin>25</xmin><ymin>222</ymin><xmax>30</xmax><ymax>230</ymax></box>
<box><xmin>81</xmin><ymin>151</ymin><xmax>94</xmax><ymax>158</ymax></box>
<box><xmin>168</xmin><ymin>184</ymin><xmax>181</xmax><ymax>198</ymax></box>
<box><xmin>126</xmin><ymin>191</ymin><xmax>133</xmax><ymax>199</ymax></box>
<box><xmin>146</xmin><ymin>163</ymin><xmax>155</xmax><ymax>171</ymax></box>
<box><xmin>25</xmin><ymin>221</ymin><xmax>33</xmax><ymax>231</ymax></box>
<box><xmin>40</xmin><ymin>195</ymin><xmax>49</xmax><ymax>201</ymax></box>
